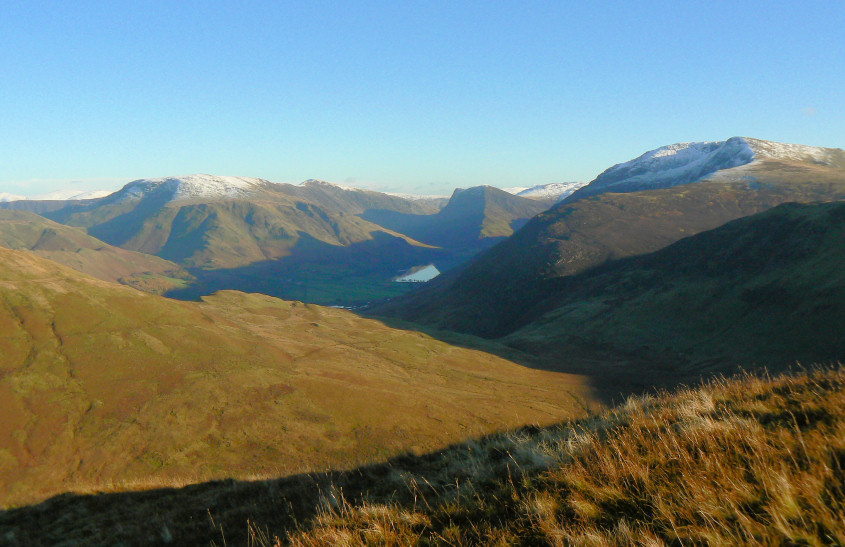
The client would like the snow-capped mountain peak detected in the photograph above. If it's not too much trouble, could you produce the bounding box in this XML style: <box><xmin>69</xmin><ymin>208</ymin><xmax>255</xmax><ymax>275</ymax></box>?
<box><xmin>603</xmin><ymin>137</ymin><xmax>755</xmax><ymax>186</ymax></box>
<box><xmin>566</xmin><ymin>136</ymin><xmax>845</xmax><ymax>202</ymax></box>
<box><xmin>117</xmin><ymin>174</ymin><xmax>268</xmax><ymax>202</ymax></box>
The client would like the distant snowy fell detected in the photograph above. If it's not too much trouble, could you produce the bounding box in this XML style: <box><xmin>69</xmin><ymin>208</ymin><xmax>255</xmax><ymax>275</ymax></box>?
<box><xmin>566</xmin><ymin>137</ymin><xmax>845</xmax><ymax>202</ymax></box>
<box><xmin>504</xmin><ymin>182</ymin><xmax>586</xmax><ymax>201</ymax></box>
<box><xmin>113</xmin><ymin>174</ymin><xmax>270</xmax><ymax>203</ymax></box>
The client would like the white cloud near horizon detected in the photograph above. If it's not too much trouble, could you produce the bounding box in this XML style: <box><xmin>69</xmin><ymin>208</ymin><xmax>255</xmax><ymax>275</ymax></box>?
<box><xmin>0</xmin><ymin>177</ymin><xmax>131</xmax><ymax>196</ymax></box>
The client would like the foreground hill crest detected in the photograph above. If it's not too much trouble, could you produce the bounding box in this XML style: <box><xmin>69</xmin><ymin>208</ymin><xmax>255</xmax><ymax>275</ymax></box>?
<box><xmin>2</xmin><ymin>367</ymin><xmax>841</xmax><ymax>545</ymax></box>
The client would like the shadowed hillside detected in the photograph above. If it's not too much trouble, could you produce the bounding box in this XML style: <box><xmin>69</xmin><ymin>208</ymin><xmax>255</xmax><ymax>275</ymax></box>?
<box><xmin>2</xmin><ymin>367</ymin><xmax>840</xmax><ymax>545</ymax></box>
<box><xmin>164</xmin><ymin>231</ymin><xmax>451</xmax><ymax>305</ymax></box>
<box><xmin>501</xmin><ymin>201</ymin><xmax>845</xmax><ymax>391</ymax></box>
<box><xmin>375</xmin><ymin>167</ymin><xmax>845</xmax><ymax>338</ymax></box>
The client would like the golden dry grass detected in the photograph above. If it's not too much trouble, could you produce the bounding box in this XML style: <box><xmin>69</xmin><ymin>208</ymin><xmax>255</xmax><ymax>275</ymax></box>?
<box><xmin>1</xmin><ymin>366</ymin><xmax>841</xmax><ymax>545</ymax></box>
<box><xmin>278</xmin><ymin>366</ymin><xmax>845</xmax><ymax>546</ymax></box>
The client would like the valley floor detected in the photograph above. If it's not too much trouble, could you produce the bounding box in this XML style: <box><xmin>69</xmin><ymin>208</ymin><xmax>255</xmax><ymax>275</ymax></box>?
<box><xmin>1</xmin><ymin>365</ymin><xmax>842</xmax><ymax>546</ymax></box>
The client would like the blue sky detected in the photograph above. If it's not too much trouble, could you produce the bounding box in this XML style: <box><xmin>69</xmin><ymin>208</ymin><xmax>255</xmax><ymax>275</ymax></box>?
<box><xmin>1</xmin><ymin>1</ymin><xmax>843</xmax><ymax>196</ymax></box>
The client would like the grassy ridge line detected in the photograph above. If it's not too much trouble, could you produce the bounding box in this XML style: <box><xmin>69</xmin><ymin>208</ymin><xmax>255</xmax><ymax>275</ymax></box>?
<box><xmin>1</xmin><ymin>366</ymin><xmax>841</xmax><ymax>545</ymax></box>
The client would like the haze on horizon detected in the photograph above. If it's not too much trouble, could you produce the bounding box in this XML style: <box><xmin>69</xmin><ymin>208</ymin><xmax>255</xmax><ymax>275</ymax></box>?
<box><xmin>1</xmin><ymin>1</ymin><xmax>842</xmax><ymax>196</ymax></box>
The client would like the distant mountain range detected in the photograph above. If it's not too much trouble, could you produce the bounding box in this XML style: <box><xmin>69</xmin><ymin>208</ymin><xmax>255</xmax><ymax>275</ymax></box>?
<box><xmin>0</xmin><ymin>176</ymin><xmax>551</xmax><ymax>305</ymax></box>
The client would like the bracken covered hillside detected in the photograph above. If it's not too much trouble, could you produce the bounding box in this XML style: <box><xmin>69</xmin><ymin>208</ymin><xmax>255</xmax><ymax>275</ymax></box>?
<box><xmin>2</xmin><ymin>366</ymin><xmax>842</xmax><ymax>545</ymax></box>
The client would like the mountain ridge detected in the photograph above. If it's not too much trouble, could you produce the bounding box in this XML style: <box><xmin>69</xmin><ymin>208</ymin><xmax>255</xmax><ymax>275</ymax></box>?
<box><xmin>504</xmin><ymin>181</ymin><xmax>586</xmax><ymax>200</ymax></box>
<box><xmin>565</xmin><ymin>136</ymin><xmax>845</xmax><ymax>202</ymax></box>
<box><xmin>501</xmin><ymin>201</ymin><xmax>845</xmax><ymax>390</ymax></box>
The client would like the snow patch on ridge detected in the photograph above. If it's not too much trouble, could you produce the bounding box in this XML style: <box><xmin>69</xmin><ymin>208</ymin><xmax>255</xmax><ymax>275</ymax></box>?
<box><xmin>118</xmin><ymin>174</ymin><xmax>268</xmax><ymax>202</ymax></box>
<box><xmin>569</xmin><ymin>137</ymin><xmax>756</xmax><ymax>200</ymax></box>
<box><xmin>569</xmin><ymin>137</ymin><xmax>843</xmax><ymax>202</ymax></box>
<box><xmin>300</xmin><ymin>179</ymin><xmax>358</xmax><ymax>191</ymax></box>
<box><xmin>505</xmin><ymin>182</ymin><xmax>586</xmax><ymax>201</ymax></box>
<box><xmin>744</xmin><ymin>138</ymin><xmax>836</xmax><ymax>164</ymax></box>
<box><xmin>34</xmin><ymin>189</ymin><xmax>114</xmax><ymax>201</ymax></box>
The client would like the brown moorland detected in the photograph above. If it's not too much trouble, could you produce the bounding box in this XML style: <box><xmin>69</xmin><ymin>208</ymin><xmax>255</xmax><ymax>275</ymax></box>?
<box><xmin>0</xmin><ymin>247</ymin><xmax>594</xmax><ymax>508</ymax></box>
<box><xmin>1</xmin><ymin>366</ymin><xmax>840</xmax><ymax>545</ymax></box>
<box><xmin>0</xmin><ymin>209</ymin><xmax>191</xmax><ymax>294</ymax></box>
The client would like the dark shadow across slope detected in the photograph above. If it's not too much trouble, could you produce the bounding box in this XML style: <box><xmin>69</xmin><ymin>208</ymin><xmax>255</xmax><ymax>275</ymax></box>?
<box><xmin>165</xmin><ymin>232</ymin><xmax>452</xmax><ymax>306</ymax></box>
<box><xmin>2</xmin><ymin>366</ymin><xmax>840</xmax><ymax>546</ymax></box>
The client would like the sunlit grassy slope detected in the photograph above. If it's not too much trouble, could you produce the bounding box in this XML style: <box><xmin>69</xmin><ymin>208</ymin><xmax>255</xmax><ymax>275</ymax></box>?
<box><xmin>0</xmin><ymin>247</ymin><xmax>593</xmax><ymax>508</ymax></box>
<box><xmin>0</xmin><ymin>209</ymin><xmax>191</xmax><ymax>293</ymax></box>
<box><xmin>2</xmin><ymin>367</ymin><xmax>840</xmax><ymax>545</ymax></box>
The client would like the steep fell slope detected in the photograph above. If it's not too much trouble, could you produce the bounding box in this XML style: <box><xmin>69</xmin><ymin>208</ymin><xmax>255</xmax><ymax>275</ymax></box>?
<box><xmin>501</xmin><ymin>201</ymin><xmax>845</xmax><ymax>389</ymax></box>
<box><xmin>0</xmin><ymin>248</ymin><xmax>592</xmax><ymax>507</ymax></box>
